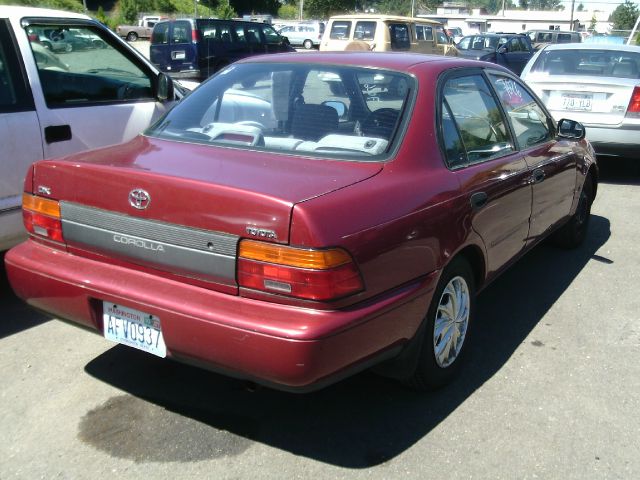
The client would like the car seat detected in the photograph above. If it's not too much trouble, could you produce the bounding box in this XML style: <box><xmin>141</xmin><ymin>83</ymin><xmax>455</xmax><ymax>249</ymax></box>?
<box><xmin>291</xmin><ymin>104</ymin><xmax>339</xmax><ymax>141</ymax></box>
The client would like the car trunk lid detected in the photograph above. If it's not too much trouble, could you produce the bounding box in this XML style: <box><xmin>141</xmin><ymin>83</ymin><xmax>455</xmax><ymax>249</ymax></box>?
<box><xmin>30</xmin><ymin>136</ymin><xmax>382</xmax><ymax>291</ymax></box>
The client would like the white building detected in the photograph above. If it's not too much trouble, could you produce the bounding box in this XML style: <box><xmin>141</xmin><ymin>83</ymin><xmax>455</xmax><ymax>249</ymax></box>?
<box><xmin>419</xmin><ymin>6</ymin><xmax>612</xmax><ymax>35</ymax></box>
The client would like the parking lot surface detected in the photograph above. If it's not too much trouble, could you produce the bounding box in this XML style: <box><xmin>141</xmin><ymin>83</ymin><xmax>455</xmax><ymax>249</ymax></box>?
<box><xmin>1</xmin><ymin>160</ymin><xmax>639</xmax><ymax>479</ymax></box>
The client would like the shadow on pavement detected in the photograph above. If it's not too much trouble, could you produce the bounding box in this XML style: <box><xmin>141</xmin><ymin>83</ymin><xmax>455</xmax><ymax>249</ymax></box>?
<box><xmin>84</xmin><ymin>214</ymin><xmax>611</xmax><ymax>468</ymax></box>
<box><xmin>0</xmin><ymin>252</ymin><xmax>51</xmax><ymax>339</ymax></box>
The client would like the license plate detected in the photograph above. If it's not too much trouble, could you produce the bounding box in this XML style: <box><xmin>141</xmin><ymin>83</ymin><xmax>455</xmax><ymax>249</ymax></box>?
<box><xmin>561</xmin><ymin>94</ymin><xmax>592</xmax><ymax>111</ymax></box>
<box><xmin>103</xmin><ymin>302</ymin><xmax>166</xmax><ymax>357</ymax></box>
<box><xmin>171</xmin><ymin>50</ymin><xmax>186</xmax><ymax>60</ymax></box>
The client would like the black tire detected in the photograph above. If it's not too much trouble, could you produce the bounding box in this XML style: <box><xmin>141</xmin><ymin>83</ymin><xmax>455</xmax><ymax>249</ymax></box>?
<box><xmin>42</xmin><ymin>40</ymin><xmax>52</xmax><ymax>50</ymax></box>
<box><xmin>404</xmin><ymin>257</ymin><xmax>476</xmax><ymax>391</ymax></box>
<box><xmin>126</xmin><ymin>32</ymin><xmax>138</xmax><ymax>42</ymax></box>
<box><xmin>553</xmin><ymin>174</ymin><xmax>593</xmax><ymax>249</ymax></box>
<box><xmin>303</xmin><ymin>39</ymin><xmax>313</xmax><ymax>50</ymax></box>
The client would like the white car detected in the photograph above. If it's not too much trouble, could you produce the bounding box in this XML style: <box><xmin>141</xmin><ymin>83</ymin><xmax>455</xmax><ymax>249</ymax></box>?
<box><xmin>0</xmin><ymin>6</ymin><xmax>188</xmax><ymax>251</ymax></box>
<box><xmin>521</xmin><ymin>43</ymin><xmax>640</xmax><ymax>159</ymax></box>
<box><xmin>278</xmin><ymin>22</ymin><xmax>324</xmax><ymax>49</ymax></box>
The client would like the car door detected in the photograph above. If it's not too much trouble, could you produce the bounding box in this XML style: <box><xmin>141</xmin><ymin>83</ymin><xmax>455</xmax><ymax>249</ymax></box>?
<box><xmin>499</xmin><ymin>37</ymin><xmax>531</xmax><ymax>75</ymax></box>
<box><xmin>167</xmin><ymin>20</ymin><xmax>197</xmax><ymax>74</ymax></box>
<box><xmin>487</xmin><ymin>71</ymin><xmax>577</xmax><ymax>244</ymax></box>
<box><xmin>439</xmin><ymin>71</ymin><xmax>532</xmax><ymax>277</ymax></box>
<box><xmin>0</xmin><ymin>20</ymin><xmax>43</xmax><ymax>250</ymax></box>
<box><xmin>17</xmin><ymin>18</ymin><xmax>175</xmax><ymax>160</ymax></box>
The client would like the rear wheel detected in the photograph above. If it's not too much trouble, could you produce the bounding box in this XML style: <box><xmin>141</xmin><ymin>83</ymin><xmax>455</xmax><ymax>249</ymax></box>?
<box><xmin>303</xmin><ymin>39</ymin><xmax>314</xmax><ymax>50</ymax></box>
<box><xmin>553</xmin><ymin>174</ymin><xmax>593</xmax><ymax>248</ymax></box>
<box><xmin>126</xmin><ymin>32</ymin><xmax>138</xmax><ymax>42</ymax></box>
<box><xmin>404</xmin><ymin>257</ymin><xmax>475</xmax><ymax>391</ymax></box>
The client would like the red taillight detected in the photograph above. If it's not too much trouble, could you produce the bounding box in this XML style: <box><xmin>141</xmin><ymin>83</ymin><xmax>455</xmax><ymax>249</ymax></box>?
<box><xmin>192</xmin><ymin>29</ymin><xmax>199</xmax><ymax>42</ymax></box>
<box><xmin>22</xmin><ymin>193</ymin><xmax>64</xmax><ymax>243</ymax></box>
<box><xmin>237</xmin><ymin>240</ymin><xmax>364</xmax><ymax>301</ymax></box>
<box><xmin>627</xmin><ymin>86</ymin><xmax>640</xmax><ymax>117</ymax></box>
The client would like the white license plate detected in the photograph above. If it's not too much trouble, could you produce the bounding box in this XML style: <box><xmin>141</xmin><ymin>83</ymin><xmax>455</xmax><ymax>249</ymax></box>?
<box><xmin>172</xmin><ymin>50</ymin><xmax>186</xmax><ymax>60</ymax></box>
<box><xmin>103</xmin><ymin>303</ymin><xmax>166</xmax><ymax>357</ymax></box>
<box><xmin>561</xmin><ymin>94</ymin><xmax>592</xmax><ymax>111</ymax></box>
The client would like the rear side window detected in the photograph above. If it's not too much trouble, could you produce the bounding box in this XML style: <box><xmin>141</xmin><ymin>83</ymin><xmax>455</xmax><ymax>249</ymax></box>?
<box><xmin>354</xmin><ymin>21</ymin><xmax>376</xmax><ymax>40</ymax></box>
<box><xmin>557</xmin><ymin>33</ymin><xmax>572</xmax><ymax>43</ymax></box>
<box><xmin>416</xmin><ymin>25</ymin><xmax>433</xmax><ymax>41</ymax></box>
<box><xmin>330</xmin><ymin>21</ymin><xmax>351</xmax><ymax>40</ymax></box>
<box><xmin>440</xmin><ymin>74</ymin><xmax>514</xmax><ymax>166</ymax></box>
<box><xmin>261</xmin><ymin>25</ymin><xmax>282</xmax><ymax>45</ymax></box>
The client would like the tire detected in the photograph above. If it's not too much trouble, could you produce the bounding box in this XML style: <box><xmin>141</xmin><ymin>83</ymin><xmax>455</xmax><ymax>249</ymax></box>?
<box><xmin>126</xmin><ymin>32</ymin><xmax>138</xmax><ymax>42</ymax></box>
<box><xmin>553</xmin><ymin>174</ymin><xmax>593</xmax><ymax>249</ymax></box>
<box><xmin>64</xmin><ymin>43</ymin><xmax>73</xmax><ymax>53</ymax></box>
<box><xmin>303</xmin><ymin>39</ymin><xmax>313</xmax><ymax>50</ymax></box>
<box><xmin>42</xmin><ymin>40</ymin><xmax>52</xmax><ymax>50</ymax></box>
<box><xmin>404</xmin><ymin>257</ymin><xmax>476</xmax><ymax>391</ymax></box>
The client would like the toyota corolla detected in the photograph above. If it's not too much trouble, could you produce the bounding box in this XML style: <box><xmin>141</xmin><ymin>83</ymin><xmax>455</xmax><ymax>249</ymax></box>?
<box><xmin>5</xmin><ymin>52</ymin><xmax>597</xmax><ymax>391</ymax></box>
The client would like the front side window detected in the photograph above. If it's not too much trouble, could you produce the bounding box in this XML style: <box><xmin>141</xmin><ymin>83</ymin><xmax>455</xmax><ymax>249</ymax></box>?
<box><xmin>489</xmin><ymin>74</ymin><xmax>551</xmax><ymax>149</ymax></box>
<box><xmin>25</xmin><ymin>22</ymin><xmax>153</xmax><ymax>108</ymax></box>
<box><xmin>435</xmin><ymin>26</ymin><xmax>448</xmax><ymax>44</ymax></box>
<box><xmin>457</xmin><ymin>36</ymin><xmax>471</xmax><ymax>50</ymax></box>
<box><xmin>261</xmin><ymin>25</ymin><xmax>282</xmax><ymax>44</ymax></box>
<box><xmin>330</xmin><ymin>21</ymin><xmax>351</xmax><ymax>40</ymax></box>
<box><xmin>441</xmin><ymin>74</ymin><xmax>513</xmax><ymax>166</ymax></box>
<box><xmin>148</xmin><ymin>63</ymin><xmax>414</xmax><ymax>160</ymax></box>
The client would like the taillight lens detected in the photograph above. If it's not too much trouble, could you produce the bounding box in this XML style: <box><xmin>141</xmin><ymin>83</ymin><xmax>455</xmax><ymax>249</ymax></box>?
<box><xmin>238</xmin><ymin>240</ymin><xmax>364</xmax><ymax>301</ymax></box>
<box><xmin>192</xmin><ymin>29</ymin><xmax>199</xmax><ymax>42</ymax></box>
<box><xmin>626</xmin><ymin>86</ymin><xmax>640</xmax><ymax>117</ymax></box>
<box><xmin>22</xmin><ymin>193</ymin><xmax>64</xmax><ymax>243</ymax></box>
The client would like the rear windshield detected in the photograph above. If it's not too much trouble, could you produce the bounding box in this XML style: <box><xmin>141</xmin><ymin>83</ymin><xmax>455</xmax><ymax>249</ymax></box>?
<box><xmin>147</xmin><ymin>63</ymin><xmax>414</xmax><ymax>161</ymax></box>
<box><xmin>530</xmin><ymin>49</ymin><xmax>640</xmax><ymax>78</ymax></box>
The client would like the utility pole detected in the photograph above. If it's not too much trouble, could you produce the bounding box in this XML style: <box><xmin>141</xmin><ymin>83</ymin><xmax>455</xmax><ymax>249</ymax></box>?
<box><xmin>569</xmin><ymin>0</ymin><xmax>575</xmax><ymax>31</ymax></box>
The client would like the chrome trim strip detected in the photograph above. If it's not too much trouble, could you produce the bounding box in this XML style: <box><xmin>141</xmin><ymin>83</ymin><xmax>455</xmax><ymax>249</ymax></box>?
<box><xmin>0</xmin><ymin>205</ymin><xmax>21</xmax><ymax>215</ymax></box>
<box><xmin>60</xmin><ymin>202</ymin><xmax>237</xmax><ymax>255</ymax></box>
<box><xmin>59</xmin><ymin>202</ymin><xmax>239</xmax><ymax>284</ymax></box>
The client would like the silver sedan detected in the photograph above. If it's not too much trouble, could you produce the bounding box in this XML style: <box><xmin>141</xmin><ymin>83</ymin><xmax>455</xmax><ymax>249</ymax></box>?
<box><xmin>521</xmin><ymin>43</ymin><xmax>640</xmax><ymax>158</ymax></box>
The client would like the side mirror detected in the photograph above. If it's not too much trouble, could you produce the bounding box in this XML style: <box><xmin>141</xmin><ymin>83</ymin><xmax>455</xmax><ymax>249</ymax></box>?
<box><xmin>157</xmin><ymin>72</ymin><xmax>174</xmax><ymax>101</ymax></box>
<box><xmin>497</xmin><ymin>46</ymin><xmax>508</xmax><ymax>54</ymax></box>
<box><xmin>557</xmin><ymin>118</ymin><xmax>586</xmax><ymax>140</ymax></box>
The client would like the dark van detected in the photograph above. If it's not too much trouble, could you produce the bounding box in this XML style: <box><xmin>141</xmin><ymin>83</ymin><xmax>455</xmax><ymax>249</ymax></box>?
<box><xmin>150</xmin><ymin>18</ymin><xmax>294</xmax><ymax>80</ymax></box>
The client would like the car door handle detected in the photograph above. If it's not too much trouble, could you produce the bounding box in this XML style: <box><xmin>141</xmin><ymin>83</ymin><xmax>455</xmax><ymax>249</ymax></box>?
<box><xmin>44</xmin><ymin>125</ymin><xmax>72</xmax><ymax>144</ymax></box>
<box><xmin>470</xmin><ymin>191</ymin><xmax>488</xmax><ymax>210</ymax></box>
<box><xmin>531</xmin><ymin>168</ymin><xmax>545</xmax><ymax>184</ymax></box>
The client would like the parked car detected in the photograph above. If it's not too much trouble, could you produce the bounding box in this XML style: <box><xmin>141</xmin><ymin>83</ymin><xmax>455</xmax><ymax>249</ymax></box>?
<box><xmin>525</xmin><ymin>29</ymin><xmax>581</xmax><ymax>50</ymax></box>
<box><xmin>150</xmin><ymin>18</ymin><xmax>294</xmax><ymax>80</ymax></box>
<box><xmin>446</xmin><ymin>26</ymin><xmax>464</xmax><ymax>43</ymax></box>
<box><xmin>456</xmin><ymin>33</ymin><xmax>534</xmax><ymax>75</ymax></box>
<box><xmin>278</xmin><ymin>21</ymin><xmax>324</xmax><ymax>49</ymax></box>
<box><xmin>5</xmin><ymin>52</ymin><xmax>597</xmax><ymax>392</ymax></box>
<box><xmin>0</xmin><ymin>6</ymin><xmax>188</xmax><ymax>251</ymax></box>
<box><xmin>521</xmin><ymin>43</ymin><xmax>640</xmax><ymax>159</ymax></box>
<box><xmin>320</xmin><ymin>14</ymin><xmax>458</xmax><ymax>56</ymax></box>
<box><xmin>117</xmin><ymin>15</ymin><xmax>163</xmax><ymax>42</ymax></box>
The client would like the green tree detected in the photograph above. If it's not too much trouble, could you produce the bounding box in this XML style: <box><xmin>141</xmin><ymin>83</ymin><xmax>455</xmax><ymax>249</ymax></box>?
<box><xmin>118</xmin><ymin>0</ymin><xmax>139</xmax><ymax>24</ymax></box>
<box><xmin>589</xmin><ymin>13</ymin><xmax>597</xmax><ymax>32</ymax></box>
<box><xmin>304</xmin><ymin>0</ymin><xmax>355</xmax><ymax>17</ymax></box>
<box><xmin>577</xmin><ymin>2</ymin><xmax>584</xmax><ymax>11</ymax></box>
<box><xmin>610</xmin><ymin>0</ymin><xmax>639</xmax><ymax>31</ymax></box>
<box><xmin>278</xmin><ymin>3</ymin><xmax>299</xmax><ymax>18</ymax></box>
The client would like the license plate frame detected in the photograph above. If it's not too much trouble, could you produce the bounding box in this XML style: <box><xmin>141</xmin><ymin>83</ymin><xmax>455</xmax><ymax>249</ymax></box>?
<box><xmin>103</xmin><ymin>302</ymin><xmax>166</xmax><ymax>358</ymax></box>
<box><xmin>561</xmin><ymin>93</ymin><xmax>593</xmax><ymax>111</ymax></box>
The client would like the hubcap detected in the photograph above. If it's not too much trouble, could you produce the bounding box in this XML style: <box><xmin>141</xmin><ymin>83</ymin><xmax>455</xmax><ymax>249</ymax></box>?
<box><xmin>433</xmin><ymin>275</ymin><xmax>470</xmax><ymax>368</ymax></box>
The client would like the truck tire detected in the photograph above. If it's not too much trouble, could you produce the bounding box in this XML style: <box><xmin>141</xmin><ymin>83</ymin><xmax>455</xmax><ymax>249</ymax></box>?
<box><xmin>126</xmin><ymin>32</ymin><xmax>138</xmax><ymax>42</ymax></box>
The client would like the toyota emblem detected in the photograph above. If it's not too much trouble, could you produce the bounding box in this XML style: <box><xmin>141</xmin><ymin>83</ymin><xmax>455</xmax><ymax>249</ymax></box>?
<box><xmin>129</xmin><ymin>189</ymin><xmax>151</xmax><ymax>210</ymax></box>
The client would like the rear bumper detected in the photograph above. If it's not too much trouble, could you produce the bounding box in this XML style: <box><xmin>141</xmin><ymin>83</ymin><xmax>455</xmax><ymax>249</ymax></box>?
<box><xmin>5</xmin><ymin>240</ymin><xmax>435</xmax><ymax>391</ymax></box>
<box><xmin>584</xmin><ymin>123</ymin><xmax>640</xmax><ymax>158</ymax></box>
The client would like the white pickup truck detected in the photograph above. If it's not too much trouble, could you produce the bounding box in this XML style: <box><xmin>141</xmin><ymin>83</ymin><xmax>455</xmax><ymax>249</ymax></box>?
<box><xmin>0</xmin><ymin>6</ymin><xmax>186</xmax><ymax>251</ymax></box>
<box><xmin>116</xmin><ymin>16</ymin><xmax>162</xmax><ymax>41</ymax></box>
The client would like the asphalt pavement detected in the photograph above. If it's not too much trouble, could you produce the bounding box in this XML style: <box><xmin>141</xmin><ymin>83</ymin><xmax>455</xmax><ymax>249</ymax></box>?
<box><xmin>1</xmin><ymin>159</ymin><xmax>639</xmax><ymax>479</ymax></box>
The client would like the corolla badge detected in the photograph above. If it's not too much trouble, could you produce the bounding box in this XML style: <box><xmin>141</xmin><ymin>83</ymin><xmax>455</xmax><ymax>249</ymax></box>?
<box><xmin>129</xmin><ymin>189</ymin><xmax>151</xmax><ymax>210</ymax></box>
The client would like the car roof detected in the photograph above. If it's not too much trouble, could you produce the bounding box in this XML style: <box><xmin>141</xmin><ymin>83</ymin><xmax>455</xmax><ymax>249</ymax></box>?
<box><xmin>0</xmin><ymin>6</ymin><xmax>90</xmax><ymax>21</ymax></box>
<box><xmin>235</xmin><ymin>51</ymin><xmax>492</xmax><ymax>71</ymax></box>
<box><xmin>541</xmin><ymin>43</ymin><xmax>640</xmax><ymax>52</ymax></box>
<box><xmin>328</xmin><ymin>14</ymin><xmax>442</xmax><ymax>25</ymax></box>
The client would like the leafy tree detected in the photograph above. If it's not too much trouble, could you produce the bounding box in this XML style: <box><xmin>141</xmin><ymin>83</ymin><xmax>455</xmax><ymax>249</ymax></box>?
<box><xmin>278</xmin><ymin>3</ymin><xmax>299</xmax><ymax>18</ymax></box>
<box><xmin>214</xmin><ymin>3</ymin><xmax>238</xmax><ymax>18</ymax></box>
<box><xmin>589</xmin><ymin>13</ymin><xmax>597</xmax><ymax>32</ymax></box>
<box><xmin>304</xmin><ymin>0</ymin><xmax>356</xmax><ymax>17</ymax></box>
<box><xmin>577</xmin><ymin>2</ymin><xmax>584</xmax><ymax>11</ymax></box>
<box><xmin>95</xmin><ymin>5</ymin><xmax>108</xmax><ymax>22</ymax></box>
<box><xmin>610</xmin><ymin>0</ymin><xmax>639</xmax><ymax>31</ymax></box>
<box><xmin>118</xmin><ymin>0</ymin><xmax>139</xmax><ymax>23</ymax></box>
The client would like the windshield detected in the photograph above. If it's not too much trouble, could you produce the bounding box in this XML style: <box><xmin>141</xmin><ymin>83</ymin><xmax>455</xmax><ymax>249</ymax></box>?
<box><xmin>530</xmin><ymin>49</ymin><xmax>640</xmax><ymax>78</ymax></box>
<box><xmin>147</xmin><ymin>63</ymin><xmax>414</xmax><ymax>160</ymax></box>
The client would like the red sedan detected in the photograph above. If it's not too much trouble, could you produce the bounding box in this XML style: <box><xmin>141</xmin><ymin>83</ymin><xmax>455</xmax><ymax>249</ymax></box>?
<box><xmin>5</xmin><ymin>52</ymin><xmax>598</xmax><ymax>391</ymax></box>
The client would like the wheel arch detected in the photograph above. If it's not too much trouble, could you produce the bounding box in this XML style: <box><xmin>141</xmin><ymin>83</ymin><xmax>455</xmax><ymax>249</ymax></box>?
<box><xmin>452</xmin><ymin>244</ymin><xmax>486</xmax><ymax>292</ymax></box>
